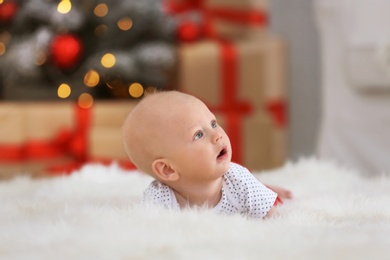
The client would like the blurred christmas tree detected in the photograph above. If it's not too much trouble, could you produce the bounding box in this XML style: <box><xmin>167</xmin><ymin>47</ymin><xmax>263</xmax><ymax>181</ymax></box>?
<box><xmin>0</xmin><ymin>0</ymin><xmax>178</xmax><ymax>103</ymax></box>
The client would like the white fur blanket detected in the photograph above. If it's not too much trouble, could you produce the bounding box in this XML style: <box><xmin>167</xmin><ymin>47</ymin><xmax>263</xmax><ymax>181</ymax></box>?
<box><xmin>1</xmin><ymin>158</ymin><xmax>390</xmax><ymax>259</ymax></box>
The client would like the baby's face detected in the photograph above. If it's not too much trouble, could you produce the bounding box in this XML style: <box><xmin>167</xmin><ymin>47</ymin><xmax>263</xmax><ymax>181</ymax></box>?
<box><xmin>162</xmin><ymin>97</ymin><xmax>232</xmax><ymax>183</ymax></box>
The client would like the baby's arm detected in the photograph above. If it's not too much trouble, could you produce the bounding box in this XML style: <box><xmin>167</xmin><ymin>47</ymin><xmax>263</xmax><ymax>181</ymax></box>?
<box><xmin>266</xmin><ymin>184</ymin><xmax>293</xmax><ymax>199</ymax></box>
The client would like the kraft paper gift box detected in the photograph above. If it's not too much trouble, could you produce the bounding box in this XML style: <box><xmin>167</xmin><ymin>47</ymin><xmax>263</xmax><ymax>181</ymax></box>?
<box><xmin>205</xmin><ymin>0</ymin><xmax>268</xmax><ymax>40</ymax></box>
<box><xmin>177</xmin><ymin>35</ymin><xmax>288</xmax><ymax>170</ymax></box>
<box><xmin>87</xmin><ymin>101</ymin><xmax>136</xmax><ymax>168</ymax></box>
<box><xmin>216</xmin><ymin>110</ymin><xmax>286</xmax><ymax>171</ymax></box>
<box><xmin>0</xmin><ymin>101</ymin><xmax>139</xmax><ymax>178</ymax></box>
<box><xmin>165</xmin><ymin>0</ymin><xmax>268</xmax><ymax>40</ymax></box>
<box><xmin>0</xmin><ymin>102</ymin><xmax>78</xmax><ymax>178</ymax></box>
<box><xmin>21</xmin><ymin>102</ymin><xmax>82</xmax><ymax>176</ymax></box>
<box><xmin>0</xmin><ymin>103</ymin><xmax>24</xmax><ymax>179</ymax></box>
<box><xmin>178</xmin><ymin>35</ymin><xmax>287</xmax><ymax>109</ymax></box>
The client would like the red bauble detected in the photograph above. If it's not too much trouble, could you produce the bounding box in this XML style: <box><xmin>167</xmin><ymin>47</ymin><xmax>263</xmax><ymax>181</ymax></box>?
<box><xmin>50</xmin><ymin>34</ymin><xmax>83</xmax><ymax>70</ymax></box>
<box><xmin>0</xmin><ymin>1</ymin><xmax>18</xmax><ymax>23</ymax></box>
<box><xmin>177</xmin><ymin>21</ymin><xmax>201</xmax><ymax>42</ymax></box>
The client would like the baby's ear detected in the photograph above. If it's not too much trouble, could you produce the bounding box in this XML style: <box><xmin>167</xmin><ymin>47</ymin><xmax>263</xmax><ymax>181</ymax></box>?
<box><xmin>152</xmin><ymin>159</ymin><xmax>179</xmax><ymax>182</ymax></box>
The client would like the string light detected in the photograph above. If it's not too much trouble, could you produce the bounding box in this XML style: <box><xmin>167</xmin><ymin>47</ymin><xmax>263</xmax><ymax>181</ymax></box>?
<box><xmin>94</xmin><ymin>3</ymin><xmax>108</xmax><ymax>17</ymax></box>
<box><xmin>144</xmin><ymin>86</ymin><xmax>157</xmax><ymax>95</ymax></box>
<box><xmin>128</xmin><ymin>83</ymin><xmax>144</xmax><ymax>98</ymax></box>
<box><xmin>78</xmin><ymin>93</ymin><xmax>94</xmax><ymax>109</ymax></box>
<box><xmin>57</xmin><ymin>83</ymin><xmax>71</xmax><ymax>98</ymax></box>
<box><xmin>57</xmin><ymin>0</ymin><xmax>72</xmax><ymax>14</ymax></box>
<box><xmin>101</xmin><ymin>53</ymin><xmax>116</xmax><ymax>68</ymax></box>
<box><xmin>84</xmin><ymin>69</ymin><xmax>100</xmax><ymax>87</ymax></box>
<box><xmin>117</xmin><ymin>17</ymin><xmax>133</xmax><ymax>31</ymax></box>
<box><xmin>94</xmin><ymin>24</ymin><xmax>108</xmax><ymax>37</ymax></box>
<box><xmin>0</xmin><ymin>42</ymin><xmax>5</xmax><ymax>56</ymax></box>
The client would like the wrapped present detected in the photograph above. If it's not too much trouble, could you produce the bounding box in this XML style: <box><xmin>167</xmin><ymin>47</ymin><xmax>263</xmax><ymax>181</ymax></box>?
<box><xmin>215</xmin><ymin>111</ymin><xmax>272</xmax><ymax>170</ymax></box>
<box><xmin>177</xmin><ymin>35</ymin><xmax>288</xmax><ymax>170</ymax></box>
<box><xmin>178</xmin><ymin>35</ymin><xmax>286</xmax><ymax>110</ymax></box>
<box><xmin>0</xmin><ymin>103</ymin><xmax>25</xmax><ymax>161</ymax></box>
<box><xmin>88</xmin><ymin>101</ymin><xmax>137</xmax><ymax>169</ymax></box>
<box><xmin>215</xmin><ymin>109</ymin><xmax>287</xmax><ymax>171</ymax></box>
<box><xmin>166</xmin><ymin>0</ymin><xmax>268</xmax><ymax>40</ymax></box>
<box><xmin>0</xmin><ymin>101</ymin><xmax>137</xmax><ymax>178</ymax></box>
<box><xmin>205</xmin><ymin>0</ymin><xmax>268</xmax><ymax>40</ymax></box>
<box><xmin>0</xmin><ymin>102</ymin><xmax>78</xmax><ymax>178</ymax></box>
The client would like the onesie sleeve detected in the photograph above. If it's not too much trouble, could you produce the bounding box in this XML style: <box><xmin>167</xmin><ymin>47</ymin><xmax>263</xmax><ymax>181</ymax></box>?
<box><xmin>142</xmin><ymin>180</ymin><xmax>179</xmax><ymax>210</ymax></box>
<box><xmin>225</xmin><ymin>163</ymin><xmax>277</xmax><ymax>218</ymax></box>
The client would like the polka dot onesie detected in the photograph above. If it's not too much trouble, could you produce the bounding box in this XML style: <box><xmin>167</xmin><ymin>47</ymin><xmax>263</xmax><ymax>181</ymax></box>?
<box><xmin>142</xmin><ymin>162</ymin><xmax>277</xmax><ymax>218</ymax></box>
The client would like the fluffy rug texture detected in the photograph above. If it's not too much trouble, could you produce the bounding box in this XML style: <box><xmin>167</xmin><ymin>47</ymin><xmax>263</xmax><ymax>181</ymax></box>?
<box><xmin>1</xmin><ymin>158</ymin><xmax>390</xmax><ymax>260</ymax></box>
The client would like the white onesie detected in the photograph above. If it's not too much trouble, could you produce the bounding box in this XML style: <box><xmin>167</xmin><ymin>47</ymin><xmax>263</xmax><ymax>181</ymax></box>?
<box><xmin>142</xmin><ymin>162</ymin><xmax>277</xmax><ymax>218</ymax></box>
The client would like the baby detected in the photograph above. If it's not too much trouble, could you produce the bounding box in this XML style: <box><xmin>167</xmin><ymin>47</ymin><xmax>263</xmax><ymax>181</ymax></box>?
<box><xmin>123</xmin><ymin>90</ymin><xmax>291</xmax><ymax>219</ymax></box>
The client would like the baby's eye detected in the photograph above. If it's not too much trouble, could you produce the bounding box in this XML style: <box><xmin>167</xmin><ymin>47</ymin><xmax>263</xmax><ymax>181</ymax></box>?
<box><xmin>194</xmin><ymin>131</ymin><xmax>204</xmax><ymax>140</ymax></box>
<box><xmin>211</xmin><ymin>120</ymin><xmax>217</xmax><ymax>128</ymax></box>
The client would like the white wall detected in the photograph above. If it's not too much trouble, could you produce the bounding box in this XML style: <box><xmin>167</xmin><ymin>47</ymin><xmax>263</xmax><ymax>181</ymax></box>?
<box><xmin>269</xmin><ymin>0</ymin><xmax>322</xmax><ymax>160</ymax></box>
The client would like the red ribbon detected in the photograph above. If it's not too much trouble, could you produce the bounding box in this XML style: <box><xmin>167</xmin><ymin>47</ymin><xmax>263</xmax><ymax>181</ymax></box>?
<box><xmin>208</xmin><ymin>8</ymin><xmax>267</xmax><ymax>25</ymax></box>
<box><xmin>0</xmin><ymin>145</ymin><xmax>23</xmax><ymax>161</ymax></box>
<box><xmin>265</xmin><ymin>100</ymin><xmax>287</xmax><ymax>128</ymax></box>
<box><xmin>164</xmin><ymin>0</ymin><xmax>203</xmax><ymax>13</ymax></box>
<box><xmin>207</xmin><ymin>41</ymin><xmax>253</xmax><ymax>165</ymax></box>
<box><xmin>0</xmin><ymin>104</ymin><xmax>90</xmax><ymax>173</ymax></box>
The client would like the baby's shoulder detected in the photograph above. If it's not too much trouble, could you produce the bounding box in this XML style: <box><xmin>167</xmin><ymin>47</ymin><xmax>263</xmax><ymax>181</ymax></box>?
<box><xmin>143</xmin><ymin>180</ymin><xmax>172</xmax><ymax>198</ymax></box>
<box><xmin>225</xmin><ymin>162</ymin><xmax>252</xmax><ymax>179</ymax></box>
<box><xmin>223</xmin><ymin>162</ymin><xmax>255</xmax><ymax>187</ymax></box>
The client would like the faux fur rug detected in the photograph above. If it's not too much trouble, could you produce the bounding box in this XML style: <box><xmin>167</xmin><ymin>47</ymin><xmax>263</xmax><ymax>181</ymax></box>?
<box><xmin>1</xmin><ymin>158</ymin><xmax>390</xmax><ymax>260</ymax></box>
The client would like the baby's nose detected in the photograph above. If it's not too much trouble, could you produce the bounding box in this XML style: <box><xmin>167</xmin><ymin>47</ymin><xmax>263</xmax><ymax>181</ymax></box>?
<box><xmin>214</xmin><ymin>134</ymin><xmax>222</xmax><ymax>143</ymax></box>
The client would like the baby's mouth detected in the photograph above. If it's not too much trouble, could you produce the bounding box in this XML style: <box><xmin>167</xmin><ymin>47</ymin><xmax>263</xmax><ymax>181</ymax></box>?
<box><xmin>217</xmin><ymin>147</ymin><xmax>227</xmax><ymax>159</ymax></box>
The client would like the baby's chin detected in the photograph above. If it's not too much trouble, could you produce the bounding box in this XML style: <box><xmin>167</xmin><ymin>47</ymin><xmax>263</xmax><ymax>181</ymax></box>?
<box><xmin>219</xmin><ymin>160</ymin><xmax>231</xmax><ymax>175</ymax></box>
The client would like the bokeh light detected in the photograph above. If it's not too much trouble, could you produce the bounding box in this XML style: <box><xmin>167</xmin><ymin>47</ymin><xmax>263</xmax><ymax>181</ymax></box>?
<box><xmin>94</xmin><ymin>24</ymin><xmax>108</xmax><ymax>37</ymax></box>
<box><xmin>78</xmin><ymin>93</ymin><xmax>94</xmax><ymax>109</ymax></box>
<box><xmin>57</xmin><ymin>0</ymin><xmax>72</xmax><ymax>14</ymax></box>
<box><xmin>118</xmin><ymin>17</ymin><xmax>133</xmax><ymax>31</ymax></box>
<box><xmin>0</xmin><ymin>42</ymin><xmax>5</xmax><ymax>56</ymax></box>
<box><xmin>101</xmin><ymin>53</ymin><xmax>116</xmax><ymax>68</ymax></box>
<box><xmin>144</xmin><ymin>86</ymin><xmax>157</xmax><ymax>95</ymax></box>
<box><xmin>57</xmin><ymin>83</ymin><xmax>71</xmax><ymax>98</ymax></box>
<box><xmin>84</xmin><ymin>69</ymin><xmax>100</xmax><ymax>87</ymax></box>
<box><xmin>94</xmin><ymin>3</ymin><xmax>108</xmax><ymax>17</ymax></box>
<box><xmin>128</xmin><ymin>83</ymin><xmax>144</xmax><ymax>98</ymax></box>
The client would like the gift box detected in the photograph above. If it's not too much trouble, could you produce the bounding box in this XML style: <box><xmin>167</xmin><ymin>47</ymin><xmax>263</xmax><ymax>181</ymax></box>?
<box><xmin>215</xmin><ymin>109</ymin><xmax>287</xmax><ymax>171</ymax></box>
<box><xmin>205</xmin><ymin>0</ymin><xmax>268</xmax><ymax>40</ymax></box>
<box><xmin>0</xmin><ymin>101</ymin><xmax>136</xmax><ymax>179</ymax></box>
<box><xmin>177</xmin><ymin>35</ymin><xmax>288</xmax><ymax>170</ymax></box>
<box><xmin>166</xmin><ymin>0</ymin><xmax>268</xmax><ymax>40</ymax></box>
<box><xmin>0</xmin><ymin>103</ymin><xmax>25</xmax><ymax>160</ymax></box>
<box><xmin>215</xmin><ymin>111</ymin><xmax>271</xmax><ymax>170</ymax></box>
<box><xmin>88</xmin><ymin>101</ymin><xmax>137</xmax><ymax>165</ymax></box>
<box><xmin>178</xmin><ymin>35</ymin><xmax>287</xmax><ymax>110</ymax></box>
<box><xmin>0</xmin><ymin>102</ymin><xmax>85</xmax><ymax>179</ymax></box>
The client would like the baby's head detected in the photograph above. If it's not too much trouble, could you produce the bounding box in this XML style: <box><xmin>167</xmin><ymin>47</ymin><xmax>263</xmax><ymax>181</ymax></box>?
<box><xmin>123</xmin><ymin>91</ymin><xmax>232</xmax><ymax>185</ymax></box>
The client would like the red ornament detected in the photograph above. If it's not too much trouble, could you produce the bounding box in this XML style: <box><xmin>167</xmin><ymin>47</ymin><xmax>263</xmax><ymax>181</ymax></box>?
<box><xmin>50</xmin><ymin>34</ymin><xmax>83</xmax><ymax>70</ymax></box>
<box><xmin>0</xmin><ymin>1</ymin><xmax>18</xmax><ymax>23</ymax></box>
<box><xmin>177</xmin><ymin>20</ymin><xmax>201</xmax><ymax>42</ymax></box>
